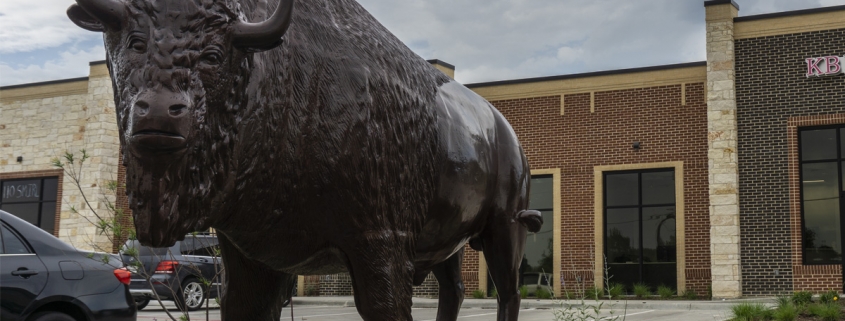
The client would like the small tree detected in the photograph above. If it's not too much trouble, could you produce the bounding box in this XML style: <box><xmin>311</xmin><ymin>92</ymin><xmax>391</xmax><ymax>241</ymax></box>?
<box><xmin>54</xmin><ymin>150</ymin><xmax>226</xmax><ymax>321</ymax></box>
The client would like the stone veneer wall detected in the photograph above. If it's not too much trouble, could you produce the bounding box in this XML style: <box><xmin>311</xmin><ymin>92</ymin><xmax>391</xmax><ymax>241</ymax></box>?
<box><xmin>0</xmin><ymin>65</ymin><xmax>120</xmax><ymax>252</ymax></box>
<box><xmin>735</xmin><ymin>28</ymin><xmax>845</xmax><ymax>295</ymax></box>
<box><xmin>705</xmin><ymin>1</ymin><xmax>743</xmax><ymax>299</ymax></box>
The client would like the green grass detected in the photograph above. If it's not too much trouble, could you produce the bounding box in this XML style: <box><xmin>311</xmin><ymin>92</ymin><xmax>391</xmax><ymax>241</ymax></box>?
<box><xmin>536</xmin><ymin>287</ymin><xmax>553</xmax><ymax>299</ymax></box>
<box><xmin>585</xmin><ymin>286</ymin><xmax>601</xmax><ymax>300</ymax></box>
<box><xmin>809</xmin><ymin>303</ymin><xmax>842</xmax><ymax>321</ymax></box>
<box><xmin>772</xmin><ymin>302</ymin><xmax>798</xmax><ymax>321</ymax></box>
<box><xmin>682</xmin><ymin>289</ymin><xmax>699</xmax><ymax>300</ymax></box>
<box><xmin>608</xmin><ymin>283</ymin><xmax>625</xmax><ymax>299</ymax></box>
<box><xmin>633</xmin><ymin>283</ymin><xmax>651</xmax><ymax>299</ymax></box>
<box><xmin>819</xmin><ymin>290</ymin><xmax>840</xmax><ymax>304</ymax></box>
<box><xmin>731</xmin><ymin>302</ymin><xmax>772</xmax><ymax>321</ymax></box>
<box><xmin>657</xmin><ymin>285</ymin><xmax>674</xmax><ymax>299</ymax></box>
<box><xmin>519</xmin><ymin>285</ymin><xmax>528</xmax><ymax>299</ymax></box>
<box><xmin>791</xmin><ymin>291</ymin><xmax>813</xmax><ymax>305</ymax></box>
<box><xmin>471</xmin><ymin>289</ymin><xmax>485</xmax><ymax>299</ymax></box>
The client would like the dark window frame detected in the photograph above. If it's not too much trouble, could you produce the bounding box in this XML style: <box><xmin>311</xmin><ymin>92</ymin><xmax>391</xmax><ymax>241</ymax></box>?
<box><xmin>798</xmin><ymin>125</ymin><xmax>845</xmax><ymax>266</ymax></box>
<box><xmin>0</xmin><ymin>176</ymin><xmax>59</xmax><ymax>232</ymax></box>
<box><xmin>603</xmin><ymin>168</ymin><xmax>676</xmax><ymax>285</ymax></box>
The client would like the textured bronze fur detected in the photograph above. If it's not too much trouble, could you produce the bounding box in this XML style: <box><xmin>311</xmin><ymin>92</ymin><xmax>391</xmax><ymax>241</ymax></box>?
<box><xmin>68</xmin><ymin>1</ymin><xmax>541</xmax><ymax>320</ymax></box>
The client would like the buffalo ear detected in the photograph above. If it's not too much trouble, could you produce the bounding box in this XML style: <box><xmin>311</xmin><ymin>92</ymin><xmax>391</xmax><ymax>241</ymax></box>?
<box><xmin>67</xmin><ymin>4</ymin><xmax>105</xmax><ymax>32</ymax></box>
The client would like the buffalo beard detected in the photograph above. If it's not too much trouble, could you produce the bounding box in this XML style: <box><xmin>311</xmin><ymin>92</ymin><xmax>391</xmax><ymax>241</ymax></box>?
<box><xmin>123</xmin><ymin>83</ymin><xmax>239</xmax><ymax>248</ymax></box>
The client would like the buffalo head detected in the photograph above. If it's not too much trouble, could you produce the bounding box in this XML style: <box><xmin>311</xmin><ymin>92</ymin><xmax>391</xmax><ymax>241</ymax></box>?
<box><xmin>68</xmin><ymin>0</ymin><xmax>293</xmax><ymax>247</ymax></box>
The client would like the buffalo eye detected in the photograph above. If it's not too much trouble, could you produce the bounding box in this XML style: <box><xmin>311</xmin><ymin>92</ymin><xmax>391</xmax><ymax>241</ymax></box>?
<box><xmin>128</xmin><ymin>37</ymin><xmax>147</xmax><ymax>52</ymax></box>
<box><xmin>199</xmin><ymin>51</ymin><xmax>223</xmax><ymax>66</ymax></box>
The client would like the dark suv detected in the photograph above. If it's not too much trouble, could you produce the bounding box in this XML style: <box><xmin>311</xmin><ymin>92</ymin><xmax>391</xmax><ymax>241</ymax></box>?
<box><xmin>120</xmin><ymin>235</ymin><xmax>222</xmax><ymax>311</ymax></box>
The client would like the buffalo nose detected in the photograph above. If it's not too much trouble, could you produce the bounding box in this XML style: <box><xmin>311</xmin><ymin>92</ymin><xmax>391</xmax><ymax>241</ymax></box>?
<box><xmin>133</xmin><ymin>92</ymin><xmax>191</xmax><ymax>119</ymax></box>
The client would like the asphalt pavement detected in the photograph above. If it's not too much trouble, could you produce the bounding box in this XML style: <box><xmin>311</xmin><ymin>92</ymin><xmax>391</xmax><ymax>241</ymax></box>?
<box><xmin>137</xmin><ymin>296</ymin><xmax>767</xmax><ymax>320</ymax></box>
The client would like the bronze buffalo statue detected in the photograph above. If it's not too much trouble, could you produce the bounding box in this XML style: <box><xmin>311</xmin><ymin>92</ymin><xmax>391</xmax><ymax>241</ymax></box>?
<box><xmin>67</xmin><ymin>0</ymin><xmax>542</xmax><ymax>320</ymax></box>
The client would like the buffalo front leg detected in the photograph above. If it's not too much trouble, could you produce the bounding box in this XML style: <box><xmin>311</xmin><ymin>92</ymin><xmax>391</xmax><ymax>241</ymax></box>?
<box><xmin>218</xmin><ymin>233</ymin><xmax>295</xmax><ymax>321</ymax></box>
<box><xmin>344</xmin><ymin>235</ymin><xmax>415</xmax><ymax>321</ymax></box>
<box><xmin>432</xmin><ymin>247</ymin><xmax>466</xmax><ymax>321</ymax></box>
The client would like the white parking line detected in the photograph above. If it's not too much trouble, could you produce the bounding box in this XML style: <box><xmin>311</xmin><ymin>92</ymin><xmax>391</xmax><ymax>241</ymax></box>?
<box><xmin>589</xmin><ymin>309</ymin><xmax>655</xmax><ymax>321</ymax></box>
<box><xmin>296</xmin><ymin>312</ymin><xmax>362</xmax><ymax>319</ymax></box>
<box><xmin>417</xmin><ymin>309</ymin><xmax>536</xmax><ymax>321</ymax></box>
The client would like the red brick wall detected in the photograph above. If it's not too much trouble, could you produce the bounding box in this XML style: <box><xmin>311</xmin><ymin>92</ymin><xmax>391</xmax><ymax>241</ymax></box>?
<box><xmin>461</xmin><ymin>244</ymin><xmax>480</xmax><ymax>295</ymax></box>
<box><xmin>0</xmin><ymin>169</ymin><xmax>64</xmax><ymax>237</ymax></box>
<box><xmin>490</xmin><ymin>83</ymin><xmax>711</xmax><ymax>294</ymax></box>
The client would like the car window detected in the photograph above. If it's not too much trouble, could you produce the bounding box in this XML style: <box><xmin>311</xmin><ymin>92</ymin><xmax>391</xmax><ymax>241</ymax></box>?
<box><xmin>1</xmin><ymin>224</ymin><xmax>31</xmax><ymax>255</ymax></box>
<box><xmin>540</xmin><ymin>275</ymin><xmax>550</xmax><ymax>286</ymax></box>
<box><xmin>122</xmin><ymin>240</ymin><xmax>171</xmax><ymax>256</ymax></box>
<box><xmin>181</xmin><ymin>237</ymin><xmax>220</xmax><ymax>257</ymax></box>
<box><xmin>0</xmin><ymin>224</ymin><xmax>4</xmax><ymax>254</ymax></box>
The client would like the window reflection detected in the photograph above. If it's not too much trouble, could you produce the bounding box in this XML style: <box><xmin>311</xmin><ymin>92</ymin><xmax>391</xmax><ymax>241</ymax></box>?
<box><xmin>519</xmin><ymin>175</ymin><xmax>554</xmax><ymax>296</ymax></box>
<box><xmin>604</xmin><ymin>169</ymin><xmax>676</xmax><ymax>292</ymax></box>
<box><xmin>800</xmin><ymin>126</ymin><xmax>844</xmax><ymax>265</ymax></box>
<box><xmin>802</xmin><ymin>162</ymin><xmax>841</xmax><ymax>264</ymax></box>
<box><xmin>801</xmin><ymin>129</ymin><xmax>837</xmax><ymax>161</ymax></box>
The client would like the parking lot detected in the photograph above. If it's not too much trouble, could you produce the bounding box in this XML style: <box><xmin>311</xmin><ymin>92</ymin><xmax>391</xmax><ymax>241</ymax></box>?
<box><xmin>138</xmin><ymin>302</ymin><xmax>735</xmax><ymax>321</ymax></box>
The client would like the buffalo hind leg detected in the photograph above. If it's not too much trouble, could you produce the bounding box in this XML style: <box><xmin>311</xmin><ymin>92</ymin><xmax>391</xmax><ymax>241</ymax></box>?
<box><xmin>432</xmin><ymin>247</ymin><xmax>466</xmax><ymax>321</ymax></box>
<box><xmin>218</xmin><ymin>233</ymin><xmax>295</xmax><ymax>321</ymax></box>
<box><xmin>345</xmin><ymin>236</ymin><xmax>415</xmax><ymax>321</ymax></box>
<box><xmin>482</xmin><ymin>214</ymin><xmax>528</xmax><ymax>321</ymax></box>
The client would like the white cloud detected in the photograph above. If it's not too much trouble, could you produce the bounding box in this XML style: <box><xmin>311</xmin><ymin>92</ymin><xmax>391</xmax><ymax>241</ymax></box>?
<box><xmin>0</xmin><ymin>45</ymin><xmax>105</xmax><ymax>86</ymax></box>
<box><xmin>0</xmin><ymin>0</ymin><xmax>99</xmax><ymax>53</ymax></box>
<box><xmin>557</xmin><ymin>47</ymin><xmax>585</xmax><ymax>64</ymax></box>
<box><xmin>818</xmin><ymin>0</ymin><xmax>845</xmax><ymax>7</ymax></box>
<box><xmin>0</xmin><ymin>0</ymin><xmax>842</xmax><ymax>86</ymax></box>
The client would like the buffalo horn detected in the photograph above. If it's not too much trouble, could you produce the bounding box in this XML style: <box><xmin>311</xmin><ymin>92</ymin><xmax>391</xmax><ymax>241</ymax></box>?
<box><xmin>232</xmin><ymin>0</ymin><xmax>294</xmax><ymax>52</ymax></box>
<box><xmin>75</xmin><ymin>0</ymin><xmax>126</xmax><ymax>30</ymax></box>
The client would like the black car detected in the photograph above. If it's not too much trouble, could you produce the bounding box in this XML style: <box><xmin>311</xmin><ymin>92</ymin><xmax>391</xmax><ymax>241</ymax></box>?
<box><xmin>0</xmin><ymin>210</ymin><xmax>136</xmax><ymax>321</ymax></box>
<box><xmin>121</xmin><ymin>235</ymin><xmax>223</xmax><ymax>311</ymax></box>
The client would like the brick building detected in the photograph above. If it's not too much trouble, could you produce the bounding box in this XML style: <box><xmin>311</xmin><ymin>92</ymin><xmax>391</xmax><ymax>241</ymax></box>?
<box><xmin>1</xmin><ymin>1</ymin><xmax>843</xmax><ymax>298</ymax></box>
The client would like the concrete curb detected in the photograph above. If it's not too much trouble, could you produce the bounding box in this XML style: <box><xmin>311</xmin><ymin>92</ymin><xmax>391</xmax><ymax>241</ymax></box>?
<box><xmin>291</xmin><ymin>296</ymin><xmax>776</xmax><ymax>310</ymax></box>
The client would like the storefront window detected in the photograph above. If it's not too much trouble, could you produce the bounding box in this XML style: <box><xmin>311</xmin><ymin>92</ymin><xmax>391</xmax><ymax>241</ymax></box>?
<box><xmin>800</xmin><ymin>127</ymin><xmax>844</xmax><ymax>265</ymax></box>
<box><xmin>604</xmin><ymin>169</ymin><xmax>676</xmax><ymax>292</ymax></box>
<box><xmin>0</xmin><ymin>177</ymin><xmax>59</xmax><ymax>234</ymax></box>
<box><xmin>521</xmin><ymin>175</ymin><xmax>554</xmax><ymax>287</ymax></box>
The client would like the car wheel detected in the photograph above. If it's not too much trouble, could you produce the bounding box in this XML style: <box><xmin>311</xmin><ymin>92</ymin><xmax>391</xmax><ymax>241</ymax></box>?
<box><xmin>176</xmin><ymin>277</ymin><xmax>206</xmax><ymax>311</ymax></box>
<box><xmin>135</xmin><ymin>297</ymin><xmax>150</xmax><ymax>310</ymax></box>
<box><xmin>28</xmin><ymin>311</ymin><xmax>76</xmax><ymax>321</ymax></box>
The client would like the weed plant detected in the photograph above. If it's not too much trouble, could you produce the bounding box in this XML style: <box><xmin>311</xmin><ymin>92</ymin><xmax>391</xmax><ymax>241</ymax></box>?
<box><xmin>471</xmin><ymin>289</ymin><xmax>485</xmax><ymax>299</ymax></box>
<box><xmin>520</xmin><ymin>285</ymin><xmax>528</xmax><ymax>299</ymax></box>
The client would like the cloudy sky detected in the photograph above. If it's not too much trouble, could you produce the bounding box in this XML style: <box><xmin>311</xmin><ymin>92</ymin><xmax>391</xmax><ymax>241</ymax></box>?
<box><xmin>1</xmin><ymin>0</ymin><xmax>843</xmax><ymax>87</ymax></box>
